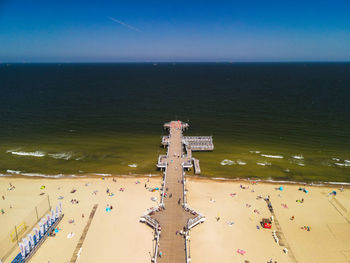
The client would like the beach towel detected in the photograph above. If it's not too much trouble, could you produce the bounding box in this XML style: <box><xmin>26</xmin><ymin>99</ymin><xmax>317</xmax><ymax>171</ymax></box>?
<box><xmin>237</xmin><ymin>249</ymin><xmax>246</xmax><ymax>255</ymax></box>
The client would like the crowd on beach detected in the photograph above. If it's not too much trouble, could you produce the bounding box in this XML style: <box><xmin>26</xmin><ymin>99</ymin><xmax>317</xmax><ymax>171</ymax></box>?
<box><xmin>1</xmin><ymin>176</ymin><xmax>348</xmax><ymax>263</ymax></box>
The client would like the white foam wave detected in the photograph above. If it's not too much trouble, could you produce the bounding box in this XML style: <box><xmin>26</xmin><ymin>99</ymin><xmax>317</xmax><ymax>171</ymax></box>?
<box><xmin>7</xmin><ymin>150</ymin><xmax>46</xmax><ymax>157</ymax></box>
<box><xmin>326</xmin><ymin>181</ymin><xmax>350</xmax><ymax>186</ymax></box>
<box><xmin>20</xmin><ymin>173</ymin><xmax>64</xmax><ymax>178</ymax></box>
<box><xmin>345</xmin><ymin>160</ymin><xmax>350</xmax><ymax>163</ymax></box>
<box><xmin>93</xmin><ymin>173</ymin><xmax>112</xmax><ymax>176</ymax></box>
<box><xmin>249</xmin><ymin>151</ymin><xmax>261</xmax><ymax>154</ymax></box>
<box><xmin>261</xmin><ymin>154</ymin><xmax>284</xmax><ymax>159</ymax></box>
<box><xmin>220</xmin><ymin>159</ymin><xmax>235</xmax><ymax>166</ymax></box>
<box><xmin>334</xmin><ymin>163</ymin><xmax>350</xmax><ymax>167</ymax></box>
<box><xmin>332</xmin><ymin>158</ymin><xmax>340</xmax><ymax>161</ymax></box>
<box><xmin>128</xmin><ymin>164</ymin><xmax>138</xmax><ymax>168</ymax></box>
<box><xmin>0</xmin><ymin>173</ymin><xmax>12</xmax><ymax>177</ymax></box>
<box><xmin>292</xmin><ymin>155</ymin><xmax>304</xmax><ymax>160</ymax></box>
<box><xmin>236</xmin><ymin>160</ymin><xmax>247</xmax><ymax>165</ymax></box>
<box><xmin>257</xmin><ymin>161</ymin><xmax>271</xmax><ymax>166</ymax></box>
<box><xmin>297</xmin><ymin>162</ymin><xmax>305</xmax><ymax>166</ymax></box>
<box><xmin>6</xmin><ymin>169</ymin><xmax>21</xmax><ymax>174</ymax></box>
<box><xmin>49</xmin><ymin>152</ymin><xmax>73</xmax><ymax>160</ymax></box>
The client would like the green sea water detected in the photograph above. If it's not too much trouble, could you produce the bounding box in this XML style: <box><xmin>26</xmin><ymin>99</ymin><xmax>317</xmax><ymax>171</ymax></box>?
<box><xmin>0</xmin><ymin>63</ymin><xmax>349</xmax><ymax>182</ymax></box>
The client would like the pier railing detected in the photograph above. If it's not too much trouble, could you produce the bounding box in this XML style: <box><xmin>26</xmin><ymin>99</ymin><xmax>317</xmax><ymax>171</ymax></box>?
<box><xmin>182</xmin><ymin>136</ymin><xmax>214</xmax><ymax>151</ymax></box>
<box><xmin>160</xmin><ymin>166</ymin><xmax>167</xmax><ymax>207</ymax></box>
<box><xmin>185</xmin><ymin>233</ymin><xmax>191</xmax><ymax>263</ymax></box>
<box><xmin>182</xmin><ymin>166</ymin><xmax>187</xmax><ymax>207</ymax></box>
<box><xmin>157</xmin><ymin>155</ymin><xmax>167</xmax><ymax>169</ymax></box>
<box><xmin>187</xmin><ymin>214</ymin><xmax>205</xmax><ymax>230</ymax></box>
<box><xmin>161</xmin><ymin>136</ymin><xmax>170</xmax><ymax>146</ymax></box>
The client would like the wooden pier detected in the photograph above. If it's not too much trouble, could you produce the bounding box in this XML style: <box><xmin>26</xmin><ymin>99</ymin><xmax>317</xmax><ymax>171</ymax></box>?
<box><xmin>140</xmin><ymin>121</ymin><xmax>213</xmax><ymax>262</ymax></box>
<box><xmin>192</xmin><ymin>158</ymin><xmax>201</xmax><ymax>175</ymax></box>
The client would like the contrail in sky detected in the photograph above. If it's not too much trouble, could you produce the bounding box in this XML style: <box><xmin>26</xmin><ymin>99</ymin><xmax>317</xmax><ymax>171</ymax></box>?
<box><xmin>108</xmin><ymin>17</ymin><xmax>140</xmax><ymax>32</ymax></box>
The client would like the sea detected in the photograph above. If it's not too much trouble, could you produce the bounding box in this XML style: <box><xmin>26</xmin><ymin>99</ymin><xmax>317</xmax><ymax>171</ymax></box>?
<box><xmin>0</xmin><ymin>63</ymin><xmax>349</xmax><ymax>182</ymax></box>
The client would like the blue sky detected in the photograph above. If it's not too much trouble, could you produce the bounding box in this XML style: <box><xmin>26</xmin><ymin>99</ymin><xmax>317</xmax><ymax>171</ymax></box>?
<box><xmin>0</xmin><ymin>0</ymin><xmax>349</xmax><ymax>62</ymax></box>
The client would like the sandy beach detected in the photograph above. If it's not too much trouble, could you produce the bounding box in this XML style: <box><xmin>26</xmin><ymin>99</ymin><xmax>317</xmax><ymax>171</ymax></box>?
<box><xmin>187</xmin><ymin>179</ymin><xmax>350</xmax><ymax>263</ymax></box>
<box><xmin>0</xmin><ymin>176</ymin><xmax>161</xmax><ymax>263</ymax></box>
<box><xmin>0</xmin><ymin>176</ymin><xmax>349</xmax><ymax>263</ymax></box>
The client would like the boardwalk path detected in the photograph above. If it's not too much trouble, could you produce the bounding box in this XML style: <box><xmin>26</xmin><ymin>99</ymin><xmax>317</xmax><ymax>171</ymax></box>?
<box><xmin>152</xmin><ymin>121</ymin><xmax>194</xmax><ymax>262</ymax></box>
<box><xmin>141</xmin><ymin>121</ymin><xmax>210</xmax><ymax>263</ymax></box>
<box><xmin>70</xmin><ymin>204</ymin><xmax>98</xmax><ymax>263</ymax></box>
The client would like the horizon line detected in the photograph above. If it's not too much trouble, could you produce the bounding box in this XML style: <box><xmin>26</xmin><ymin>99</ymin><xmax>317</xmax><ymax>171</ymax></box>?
<box><xmin>1</xmin><ymin>61</ymin><xmax>350</xmax><ymax>64</ymax></box>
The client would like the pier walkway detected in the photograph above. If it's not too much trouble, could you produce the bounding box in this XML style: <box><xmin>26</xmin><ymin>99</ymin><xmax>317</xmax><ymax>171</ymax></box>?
<box><xmin>140</xmin><ymin>121</ymin><xmax>213</xmax><ymax>263</ymax></box>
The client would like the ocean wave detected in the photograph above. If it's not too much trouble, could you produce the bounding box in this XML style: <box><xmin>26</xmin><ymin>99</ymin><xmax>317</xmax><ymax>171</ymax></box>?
<box><xmin>148</xmin><ymin>174</ymin><xmax>159</xmax><ymax>177</ymax></box>
<box><xmin>0</xmin><ymin>173</ymin><xmax>12</xmax><ymax>177</ymax></box>
<box><xmin>292</xmin><ymin>155</ymin><xmax>304</xmax><ymax>160</ymax></box>
<box><xmin>6</xmin><ymin>169</ymin><xmax>22</xmax><ymax>174</ymax></box>
<box><xmin>249</xmin><ymin>150</ymin><xmax>261</xmax><ymax>154</ymax></box>
<box><xmin>257</xmin><ymin>161</ymin><xmax>271</xmax><ymax>166</ymax></box>
<box><xmin>49</xmin><ymin>152</ymin><xmax>73</xmax><ymax>160</ymax></box>
<box><xmin>236</xmin><ymin>160</ymin><xmax>247</xmax><ymax>165</ymax></box>
<box><xmin>326</xmin><ymin>181</ymin><xmax>350</xmax><ymax>186</ymax></box>
<box><xmin>345</xmin><ymin>160</ymin><xmax>350</xmax><ymax>163</ymax></box>
<box><xmin>20</xmin><ymin>173</ymin><xmax>64</xmax><ymax>178</ymax></box>
<box><xmin>7</xmin><ymin>150</ymin><xmax>46</xmax><ymax>157</ymax></box>
<box><xmin>296</xmin><ymin>162</ymin><xmax>305</xmax><ymax>166</ymax></box>
<box><xmin>334</xmin><ymin>163</ymin><xmax>350</xmax><ymax>167</ymax></box>
<box><xmin>261</xmin><ymin>154</ymin><xmax>283</xmax><ymax>159</ymax></box>
<box><xmin>128</xmin><ymin>164</ymin><xmax>138</xmax><ymax>168</ymax></box>
<box><xmin>69</xmin><ymin>174</ymin><xmax>87</xmax><ymax>178</ymax></box>
<box><xmin>93</xmin><ymin>173</ymin><xmax>112</xmax><ymax>176</ymax></box>
<box><xmin>332</xmin><ymin>158</ymin><xmax>340</xmax><ymax>161</ymax></box>
<box><xmin>220</xmin><ymin>159</ymin><xmax>235</xmax><ymax>166</ymax></box>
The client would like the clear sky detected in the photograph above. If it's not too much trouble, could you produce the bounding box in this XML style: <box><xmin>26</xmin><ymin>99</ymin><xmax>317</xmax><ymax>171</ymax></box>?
<box><xmin>0</xmin><ymin>0</ymin><xmax>350</xmax><ymax>62</ymax></box>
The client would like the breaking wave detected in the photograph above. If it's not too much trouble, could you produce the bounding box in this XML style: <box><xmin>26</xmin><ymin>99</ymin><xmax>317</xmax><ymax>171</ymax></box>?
<box><xmin>93</xmin><ymin>173</ymin><xmax>112</xmax><ymax>176</ymax></box>
<box><xmin>20</xmin><ymin>173</ymin><xmax>64</xmax><ymax>178</ymax></box>
<box><xmin>220</xmin><ymin>159</ymin><xmax>235</xmax><ymax>166</ymax></box>
<box><xmin>0</xmin><ymin>173</ymin><xmax>12</xmax><ymax>177</ymax></box>
<box><xmin>48</xmin><ymin>152</ymin><xmax>73</xmax><ymax>160</ymax></box>
<box><xmin>261</xmin><ymin>154</ymin><xmax>284</xmax><ymax>159</ymax></box>
<box><xmin>257</xmin><ymin>161</ymin><xmax>271</xmax><ymax>166</ymax></box>
<box><xmin>7</xmin><ymin>150</ymin><xmax>46</xmax><ymax>157</ymax></box>
<box><xmin>292</xmin><ymin>155</ymin><xmax>304</xmax><ymax>160</ymax></box>
<box><xmin>6</xmin><ymin>169</ymin><xmax>22</xmax><ymax>174</ymax></box>
<box><xmin>334</xmin><ymin>163</ymin><xmax>350</xmax><ymax>167</ymax></box>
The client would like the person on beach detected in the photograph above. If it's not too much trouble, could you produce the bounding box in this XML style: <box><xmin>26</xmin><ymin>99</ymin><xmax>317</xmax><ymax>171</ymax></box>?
<box><xmin>178</xmin><ymin>198</ymin><xmax>181</xmax><ymax>205</ymax></box>
<box><xmin>1</xmin><ymin>208</ymin><xmax>4</xmax><ymax>214</ymax></box>
<box><xmin>2</xmin><ymin>195</ymin><xmax>4</xmax><ymax>200</ymax></box>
